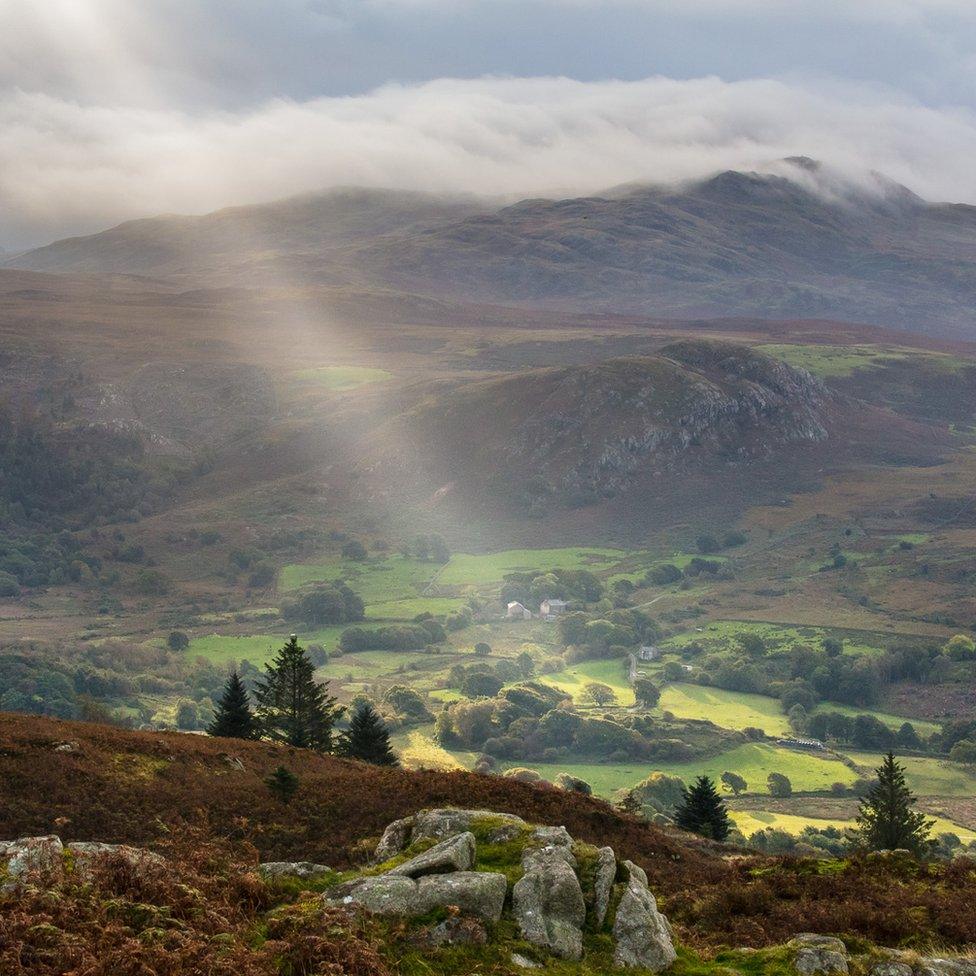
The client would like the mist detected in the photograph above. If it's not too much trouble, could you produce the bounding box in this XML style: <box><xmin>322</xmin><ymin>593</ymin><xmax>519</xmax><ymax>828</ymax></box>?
<box><xmin>4</xmin><ymin>74</ymin><xmax>976</xmax><ymax>251</ymax></box>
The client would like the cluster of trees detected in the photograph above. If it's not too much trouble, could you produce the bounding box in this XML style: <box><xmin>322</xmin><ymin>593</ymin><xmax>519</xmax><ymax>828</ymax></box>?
<box><xmin>557</xmin><ymin>607</ymin><xmax>662</xmax><ymax>661</ymax></box>
<box><xmin>0</xmin><ymin>404</ymin><xmax>181</xmax><ymax>591</ymax></box>
<box><xmin>208</xmin><ymin>635</ymin><xmax>398</xmax><ymax>765</ymax></box>
<box><xmin>500</xmin><ymin>568</ymin><xmax>604</xmax><ymax>609</ymax></box>
<box><xmin>339</xmin><ymin>619</ymin><xmax>445</xmax><ymax>653</ymax></box>
<box><xmin>446</xmin><ymin>651</ymin><xmax>535</xmax><ymax>699</ymax></box>
<box><xmin>282</xmin><ymin>582</ymin><xmax>365</xmax><ymax>627</ymax></box>
<box><xmin>403</xmin><ymin>534</ymin><xmax>450</xmax><ymax>563</ymax></box>
<box><xmin>805</xmin><ymin>711</ymin><xmax>925</xmax><ymax>751</ymax></box>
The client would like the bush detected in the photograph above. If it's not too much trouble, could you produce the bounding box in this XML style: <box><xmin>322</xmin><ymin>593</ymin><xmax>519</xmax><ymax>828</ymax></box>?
<box><xmin>0</xmin><ymin>571</ymin><xmax>20</xmax><ymax>596</ymax></box>
<box><xmin>555</xmin><ymin>773</ymin><xmax>592</xmax><ymax>794</ymax></box>
<box><xmin>473</xmin><ymin>642</ymin><xmax>491</xmax><ymax>656</ymax></box>
<box><xmin>503</xmin><ymin>767</ymin><xmax>543</xmax><ymax>783</ymax></box>
<box><xmin>341</xmin><ymin>540</ymin><xmax>367</xmax><ymax>560</ymax></box>
<box><xmin>167</xmin><ymin>631</ymin><xmax>190</xmax><ymax>652</ymax></box>
<box><xmin>767</xmin><ymin>772</ymin><xmax>792</xmax><ymax>797</ymax></box>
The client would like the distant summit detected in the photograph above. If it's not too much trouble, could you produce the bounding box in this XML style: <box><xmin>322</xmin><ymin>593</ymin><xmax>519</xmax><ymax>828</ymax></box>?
<box><xmin>7</xmin><ymin>163</ymin><xmax>976</xmax><ymax>337</ymax></box>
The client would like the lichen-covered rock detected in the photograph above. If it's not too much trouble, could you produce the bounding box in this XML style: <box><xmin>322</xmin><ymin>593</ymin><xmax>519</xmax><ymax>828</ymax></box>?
<box><xmin>789</xmin><ymin>934</ymin><xmax>849</xmax><ymax>976</ymax></box>
<box><xmin>258</xmin><ymin>861</ymin><xmax>332</xmax><ymax>880</ymax></box>
<box><xmin>916</xmin><ymin>960</ymin><xmax>976</xmax><ymax>976</ymax></box>
<box><xmin>513</xmin><ymin>845</ymin><xmax>586</xmax><ymax>960</ymax></box>
<box><xmin>531</xmin><ymin>825</ymin><xmax>572</xmax><ymax>847</ymax></box>
<box><xmin>416</xmin><ymin>872</ymin><xmax>507</xmax><ymax>922</ymax></box>
<box><xmin>593</xmin><ymin>846</ymin><xmax>617</xmax><ymax>927</ymax></box>
<box><xmin>622</xmin><ymin>859</ymin><xmax>648</xmax><ymax>887</ymax></box>
<box><xmin>4</xmin><ymin>835</ymin><xmax>64</xmax><ymax>877</ymax></box>
<box><xmin>328</xmin><ymin>870</ymin><xmax>507</xmax><ymax>923</ymax></box>
<box><xmin>869</xmin><ymin>963</ymin><xmax>913</xmax><ymax>976</ymax></box>
<box><xmin>612</xmin><ymin>867</ymin><xmax>676</xmax><ymax>971</ymax></box>
<box><xmin>423</xmin><ymin>916</ymin><xmax>488</xmax><ymax>947</ymax></box>
<box><xmin>375</xmin><ymin>816</ymin><xmax>415</xmax><ymax>862</ymax></box>
<box><xmin>67</xmin><ymin>842</ymin><xmax>166</xmax><ymax>879</ymax></box>
<box><xmin>388</xmin><ymin>832</ymin><xmax>475</xmax><ymax>878</ymax></box>
<box><xmin>412</xmin><ymin>808</ymin><xmax>525</xmax><ymax>844</ymax></box>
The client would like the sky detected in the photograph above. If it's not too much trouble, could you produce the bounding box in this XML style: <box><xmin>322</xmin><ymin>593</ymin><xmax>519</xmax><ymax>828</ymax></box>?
<box><xmin>4</xmin><ymin>0</ymin><xmax>976</xmax><ymax>249</ymax></box>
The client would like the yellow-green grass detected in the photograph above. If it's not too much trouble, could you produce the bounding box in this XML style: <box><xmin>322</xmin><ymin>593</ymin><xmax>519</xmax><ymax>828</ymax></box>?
<box><xmin>664</xmin><ymin>620</ymin><xmax>884</xmax><ymax>657</ymax></box>
<box><xmin>541</xmin><ymin>659</ymin><xmax>635</xmax><ymax>706</ymax></box>
<box><xmin>392</xmin><ymin>728</ymin><xmax>479</xmax><ymax>771</ymax></box>
<box><xmin>435</xmin><ymin>548</ymin><xmax>629</xmax><ymax>586</ymax></box>
<box><xmin>650</xmin><ymin>742</ymin><xmax>858</xmax><ymax>794</ymax></box>
<box><xmin>656</xmin><ymin>683</ymin><xmax>792</xmax><ymax>736</ymax></box>
<box><xmin>293</xmin><ymin>365</ymin><xmax>391</xmax><ymax>389</ymax></box>
<box><xmin>365</xmin><ymin>597</ymin><xmax>468</xmax><ymax>620</ymax></box>
<box><xmin>497</xmin><ymin>760</ymin><xmax>651</xmax><ymax>798</ymax></box>
<box><xmin>279</xmin><ymin>555</ymin><xmax>436</xmax><ymax>599</ymax></box>
<box><xmin>810</xmin><ymin>703</ymin><xmax>941</xmax><ymax>737</ymax></box>
<box><xmin>755</xmin><ymin>343</ymin><xmax>970</xmax><ymax>379</ymax></box>
<box><xmin>730</xmin><ymin>808</ymin><xmax>976</xmax><ymax>844</ymax></box>
<box><xmin>847</xmin><ymin>752</ymin><xmax>976</xmax><ymax>797</ymax></box>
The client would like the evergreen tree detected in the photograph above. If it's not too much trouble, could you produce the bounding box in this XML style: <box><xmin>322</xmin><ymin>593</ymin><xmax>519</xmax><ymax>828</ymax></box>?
<box><xmin>343</xmin><ymin>701</ymin><xmax>399</xmax><ymax>766</ymax></box>
<box><xmin>856</xmin><ymin>752</ymin><xmax>933</xmax><ymax>854</ymax></box>
<box><xmin>674</xmin><ymin>775</ymin><xmax>732</xmax><ymax>841</ymax></box>
<box><xmin>265</xmin><ymin>765</ymin><xmax>299</xmax><ymax>804</ymax></box>
<box><xmin>207</xmin><ymin>671</ymin><xmax>258</xmax><ymax>739</ymax></box>
<box><xmin>254</xmin><ymin>635</ymin><xmax>344</xmax><ymax>750</ymax></box>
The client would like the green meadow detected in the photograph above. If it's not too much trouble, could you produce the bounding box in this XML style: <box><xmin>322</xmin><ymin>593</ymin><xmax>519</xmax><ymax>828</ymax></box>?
<box><xmin>656</xmin><ymin>683</ymin><xmax>792</xmax><ymax>736</ymax></box>
<box><xmin>847</xmin><ymin>752</ymin><xmax>976</xmax><ymax>797</ymax></box>
<box><xmin>293</xmin><ymin>365</ymin><xmax>392</xmax><ymax>390</ymax></box>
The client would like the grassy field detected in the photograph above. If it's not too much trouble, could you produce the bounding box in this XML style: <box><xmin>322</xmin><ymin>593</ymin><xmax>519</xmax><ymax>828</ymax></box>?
<box><xmin>656</xmin><ymin>683</ymin><xmax>792</xmax><ymax>736</ymax></box>
<box><xmin>293</xmin><ymin>365</ymin><xmax>392</xmax><ymax>389</ymax></box>
<box><xmin>847</xmin><ymin>752</ymin><xmax>976</xmax><ymax>797</ymax></box>
<box><xmin>810</xmin><ymin>703</ymin><xmax>941</xmax><ymax>736</ymax></box>
<box><xmin>391</xmin><ymin>728</ymin><xmax>479</xmax><ymax>771</ymax></box>
<box><xmin>365</xmin><ymin>597</ymin><xmax>468</xmax><ymax>620</ymax></box>
<box><xmin>279</xmin><ymin>554</ymin><xmax>437</xmax><ymax>599</ymax></box>
<box><xmin>755</xmin><ymin>343</ymin><xmax>969</xmax><ymax>379</ymax></box>
<box><xmin>435</xmin><ymin>547</ymin><xmax>629</xmax><ymax>586</ymax></box>
<box><xmin>663</xmin><ymin>620</ymin><xmax>885</xmax><ymax>657</ymax></box>
<box><xmin>542</xmin><ymin>658</ymin><xmax>635</xmax><ymax>706</ymax></box>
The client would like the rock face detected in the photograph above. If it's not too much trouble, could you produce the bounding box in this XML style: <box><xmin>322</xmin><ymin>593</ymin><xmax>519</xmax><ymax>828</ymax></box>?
<box><xmin>789</xmin><ymin>934</ymin><xmax>850</xmax><ymax>976</ymax></box>
<box><xmin>513</xmin><ymin>845</ymin><xmax>587</xmax><ymax>960</ymax></box>
<box><xmin>388</xmin><ymin>832</ymin><xmax>476</xmax><ymax>877</ymax></box>
<box><xmin>612</xmin><ymin>862</ymin><xmax>677</xmax><ymax>972</ymax></box>
<box><xmin>412</xmin><ymin>808</ymin><xmax>525</xmax><ymax>845</ymax></box>
<box><xmin>329</xmin><ymin>871</ymin><xmax>507</xmax><ymax>923</ymax></box>
<box><xmin>4</xmin><ymin>835</ymin><xmax>63</xmax><ymax>877</ymax></box>
<box><xmin>593</xmin><ymin>846</ymin><xmax>617</xmax><ymax>927</ymax></box>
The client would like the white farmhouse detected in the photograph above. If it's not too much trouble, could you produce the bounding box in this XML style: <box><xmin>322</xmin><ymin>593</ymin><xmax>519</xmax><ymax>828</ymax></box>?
<box><xmin>506</xmin><ymin>601</ymin><xmax>533</xmax><ymax>620</ymax></box>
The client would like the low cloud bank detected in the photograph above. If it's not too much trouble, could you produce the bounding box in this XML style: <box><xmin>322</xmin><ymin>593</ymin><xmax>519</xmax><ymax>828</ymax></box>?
<box><xmin>4</xmin><ymin>74</ymin><xmax>976</xmax><ymax>248</ymax></box>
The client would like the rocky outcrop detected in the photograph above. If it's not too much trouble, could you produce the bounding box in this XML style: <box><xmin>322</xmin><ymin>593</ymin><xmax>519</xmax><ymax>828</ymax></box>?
<box><xmin>789</xmin><ymin>934</ymin><xmax>850</xmax><ymax>976</ymax></box>
<box><xmin>1</xmin><ymin>836</ymin><xmax>166</xmax><ymax>887</ymax></box>
<box><xmin>512</xmin><ymin>844</ymin><xmax>587</xmax><ymax>960</ymax></box>
<box><xmin>593</xmin><ymin>846</ymin><xmax>617</xmax><ymax>927</ymax></box>
<box><xmin>387</xmin><ymin>832</ymin><xmax>476</xmax><ymax>877</ymax></box>
<box><xmin>3</xmin><ymin>835</ymin><xmax>63</xmax><ymax>877</ymax></box>
<box><xmin>329</xmin><ymin>871</ymin><xmax>507</xmax><ymax>923</ymax></box>
<box><xmin>412</xmin><ymin>808</ymin><xmax>526</xmax><ymax>844</ymax></box>
<box><xmin>613</xmin><ymin>861</ymin><xmax>677</xmax><ymax>971</ymax></box>
<box><xmin>259</xmin><ymin>861</ymin><xmax>333</xmax><ymax>880</ymax></box>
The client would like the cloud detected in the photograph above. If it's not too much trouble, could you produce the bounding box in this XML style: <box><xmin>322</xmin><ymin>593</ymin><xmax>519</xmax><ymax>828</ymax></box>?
<box><xmin>3</xmin><ymin>73</ymin><xmax>976</xmax><ymax>249</ymax></box>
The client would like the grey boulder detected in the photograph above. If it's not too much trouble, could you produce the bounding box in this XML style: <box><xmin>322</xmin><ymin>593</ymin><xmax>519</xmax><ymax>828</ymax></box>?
<box><xmin>789</xmin><ymin>934</ymin><xmax>849</xmax><ymax>976</ymax></box>
<box><xmin>513</xmin><ymin>845</ymin><xmax>586</xmax><ymax>960</ymax></box>
<box><xmin>375</xmin><ymin>816</ymin><xmax>415</xmax><ymax>862</ymax></box>
<box><xmin>388</xmin><ymin>832</ymin><xmax>476</xmax><ymax>878</ymax></box>
<box><xmin>412</xmin><ymin>808</ymin><xmax>526</xmax><ymax>844</ymax></box>
<box><xmin>259</xmin><ymin>861</ymin><xmax>333</xmax><ymax>880</ymax></box>
<box><xmin>612</xmin><ymin>866</ymin><xmax>676</xmax><ymax>971</ymax></box>
<box><xmin>4</xmin><ymin>835</ymin><xmax>64</xmax><ymax>877</ymax></box>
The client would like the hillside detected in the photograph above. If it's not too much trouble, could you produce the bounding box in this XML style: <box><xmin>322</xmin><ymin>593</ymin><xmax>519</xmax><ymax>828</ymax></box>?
<box><xmin>11</xmin><ymin>160</ymin><xmax>976</xmax><ymax>337</ymax></box>
<box><xmin>6</xmin><ymin>711</ymin><xmax>976</xmax><ymax>960</ymax></box>
<box><xmin>374</xmin><ymin>340</ymin><xmax>945</xmax><ymax>522</ymax></box>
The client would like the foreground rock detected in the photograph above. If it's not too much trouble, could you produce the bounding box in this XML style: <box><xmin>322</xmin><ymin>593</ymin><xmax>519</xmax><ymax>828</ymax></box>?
<box><xmin>259</xmin><ymin>861</ymin><xmax>333</xmax><ymax>880</ymax></box>
<box><xmin>513</xmin><ymin>844</ymin><xmax>586</xmax><ymax>960</ymax></box>
<box><xmin>387</xmin><ymin>832</ymin><xmax>476</xmax><ymax>877</ymax></box>
<box><xmin>789</xmin><ymin>934</ymin><xmax>849</xmax><ymax>976</ymax></box>
<box><xmin>613</xmin><ymin>862</ymin><xmax>677</xmax><ymax>971</ymax></box>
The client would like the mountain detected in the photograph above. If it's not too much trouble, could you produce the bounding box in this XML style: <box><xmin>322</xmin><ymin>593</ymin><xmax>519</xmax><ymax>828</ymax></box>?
<box><xmin>372</xmin><ymin>340</ymin><xmax>943</xmax><ymax>527</ymax></box>
<box><xmin>9</xmin><ymin>159</ymin><xmax>976</xmax><ymax>336</ymax></box>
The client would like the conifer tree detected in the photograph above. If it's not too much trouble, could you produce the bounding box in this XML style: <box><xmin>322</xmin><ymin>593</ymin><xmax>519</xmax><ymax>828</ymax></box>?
<box><xmin>674</xmin><ymin>775</ymin><xmax>732</xmax><ymax>841</ymax></box>
<box><xmin>265</xmin><ymin>765</ymin><xmax>299</xmax><ymax>804</ymax></box>
<box><xmin>343</xmin><ymin>701</ymin><xmax>399</xmax><ymax>766</ymax></box>
<box><xmin>254</xmin><ymin>635</ymin><xmax>344</xmax><ymax>751</ymax></box>
<box><xmin>856</xmin><ymin>752</ymin><xmax>933</xmax><ymax>854</ymax></box>
<box><xmin>207</xmin><ymin>671</ymin><xmax>258</xmax><ymax>740</ymax></box>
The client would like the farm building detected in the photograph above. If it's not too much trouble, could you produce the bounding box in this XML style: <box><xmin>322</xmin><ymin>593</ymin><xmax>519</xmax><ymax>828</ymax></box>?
<box><xmin>638</xmin><ymin>645</ymin><xmax>660</xmax><ymax>661</ymax></box>
<box><xmin>506</xmin><ymin>601</ymin><xmax>533</xmax><ymax>620</ymax></box>
<box><xmin>540</xmin><ymin>598</ymin><xmax>569</xmax><ymax>620</ymax></box>
<box><xmin>776</xmin><ymin>737</ymin><xmax>826</xmax><ymax>751</ymax></box>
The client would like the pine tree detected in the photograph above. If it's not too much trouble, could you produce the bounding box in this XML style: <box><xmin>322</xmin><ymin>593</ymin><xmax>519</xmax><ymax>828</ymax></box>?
<box><xmin>343</xmin><ymin>701</ymin><xmax>399</xmax><ymax>766</ymax></box>
<box><xmin>254</xmin><ymin>635</ymin><xmax>344</xmax><ymax>751</ymax></box>
<box><xmin>207</xmin><ymin>671</ymin><xmax>258</xmax><ymax>739</ymax></box>
<box><xmin>265</xmin><ymin>765</ymin><xmax>299</xmax><ymax>805</ymax></box>
<box><xmin>856</xmin><ymin>752</ymin><xmax>933</xmax><ymax>854</ymax></box>
<box><xmin>674</xmin><ymin>775</ymin><xmax>731</xmax><ymax>841</ymax></box>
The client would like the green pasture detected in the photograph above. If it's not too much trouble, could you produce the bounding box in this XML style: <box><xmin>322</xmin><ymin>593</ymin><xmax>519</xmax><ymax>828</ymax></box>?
<box><xmin>664</xmin><ymin>620</ymin><xmax>885</xmax><ymax>657</ymax></box>
<box><xmin>435</xmin><ymin>547</ymin><xmax>629</xmax><ymax>586</ymax></box>
<box><xmin>656</xmin><ymin>683</ymin><xmax>792</xmax><ymax>736</ymax></box>
<box><xmin>279</xmin><ymin>554</ymin><xmax>437</xmax><ymax>599</ymax></box>
<box><xmin>365</xmin><ymin>597</ymin><xmax>468</xmax><ymax>620</ymax></box>
<box><xmin>756</xmin><ymin>343</ymin><xmax>970</xmax><ymax>379</ymax></box>
<box><xmin>847</xmin><ymin>752</ymin><xmax>976</xmax><ymax>797</ymax></box>
<box><xmin>542</xmin><ymin>658</ymin><xmax>635</xmax><ymax>706</ymax></box>
<box><xmin>810</xmin><ymin>703</ymin><xmax>941</xmax><ymax>736</ymax></box>
<box><xmin>392</xmin><ymin>728</ymin><xmax>479</xmax><ymax>771</ymax></box>
<box><xmin>293</xmin><ymin>365</ymin><xmax>392</xmax><ymax>390</ymax></box>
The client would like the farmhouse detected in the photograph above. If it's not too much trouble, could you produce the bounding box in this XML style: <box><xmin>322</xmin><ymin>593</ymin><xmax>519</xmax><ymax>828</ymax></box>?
<box><xmin>638</xmin><ymin>645</ymin><xmax>660</xmax><ymax>662</ymax></box>
<box><xmin>539</xmin><ymin>598</ymin><xmax>569</xmax><ymax>620</ymax></box>
<box><xmin>506</xmin><ymin>601</ymin><xmax>533</xmax><ymax>620</ymax></box>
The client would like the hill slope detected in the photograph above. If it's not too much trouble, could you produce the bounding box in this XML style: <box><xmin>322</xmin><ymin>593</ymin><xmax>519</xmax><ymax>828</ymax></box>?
<box><xmin>11</xmin><ymin>160</ymin><xmax>976</xmax><ymax>336</ymax></box>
